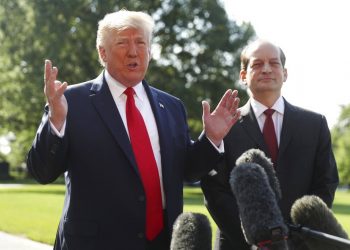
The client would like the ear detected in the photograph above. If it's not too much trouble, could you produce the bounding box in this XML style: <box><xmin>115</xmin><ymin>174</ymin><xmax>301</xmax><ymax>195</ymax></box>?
<box><xmin>240</xmin><ymin>69</ymin><xmax>247</xmax><ymax>85</ymax></box>
<box><xmin>283</xmin><ymin>68</ymin><xmax>288</xmax><ymax>82</ymax></box>
<box><xmin>98</xmin><ymin>46</ymin><xmax>107</xmax><ymax>62</ymax></box>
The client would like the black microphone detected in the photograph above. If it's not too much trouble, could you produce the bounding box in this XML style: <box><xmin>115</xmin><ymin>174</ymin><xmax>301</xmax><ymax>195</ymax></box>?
<box><xmin>170</xmin><ymin>212</ymin><xmax>212</xmax><ymax>250</ymax></box>
<box><xmin>230</xmin><ymin>162</ymin><xmax>289</xmax><ymax>249</ymax></box>
<box><xmin>235</xmin><ymin>148</ymin><xmax>281</xmax><ymax>200</ymax></box>
<box><xmin>290</xmin><ymin>195</ymin><xmax>350</xmax><ymax>250</ymax></box>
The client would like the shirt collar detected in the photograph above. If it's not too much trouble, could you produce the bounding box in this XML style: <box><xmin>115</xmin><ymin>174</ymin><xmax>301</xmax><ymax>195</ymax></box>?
<box><xmin>251</xmin><ymin>96</ymin><xmax>285</xmax><ymax>118</ymax></box>
<box><xmin>104</xmin><ymin>70</ymin><xmax>145</xmax><ymax>101</ymax></box>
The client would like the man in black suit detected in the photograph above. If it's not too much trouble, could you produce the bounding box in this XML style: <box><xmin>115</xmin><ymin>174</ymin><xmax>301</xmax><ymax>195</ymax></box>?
<box><xmin>27</xmin><ymin>10</ymin><xmax>241</xmax><ymax>250</ymax></box>
<box><xmin>201</xmin><ymin>39</ymin><xmax>339</xmax><ymax>250</ymax></box>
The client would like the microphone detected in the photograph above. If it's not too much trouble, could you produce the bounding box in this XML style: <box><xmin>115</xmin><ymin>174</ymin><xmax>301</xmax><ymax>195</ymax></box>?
<box><xmin>230</xmin><ymin>162</ymin><xmax>289</xmax><ymax>249</ymax></box>
<box><xmin>235</xmin><ymin>148</ymin><xmax>281</xmax><ymax>200</ymax></box>
<box><xmin>290</xmin><ymin>195</ymin><xmax>350</xmax><ymax>250</ymax></box>
<box><xmin>170</xmin><ymin>212</ymin><xmax>212</xmax><ymax>250</ymax></box>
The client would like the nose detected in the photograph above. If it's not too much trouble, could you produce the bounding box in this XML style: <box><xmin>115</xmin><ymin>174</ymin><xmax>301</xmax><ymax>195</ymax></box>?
<box><xmin>127</xmin><ymin>42</ymin><xmax>137</xmax><ymax>57</ymax></box>
<box><xmin>262</xmin><ymin>62</ymin><xmax>272</xmax><ymax>73</ymax></box>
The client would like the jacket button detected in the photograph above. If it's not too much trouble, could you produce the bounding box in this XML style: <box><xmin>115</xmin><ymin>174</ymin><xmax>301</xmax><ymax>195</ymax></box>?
<box><xmin>138</xmin><ymin>195</ymin><xmax>145</xmax><ymax>202</ymax></box>
<box><xmin>137</xmin><ymin>232</ymin><xmax>144</xmax><ymax>239</ymax></box>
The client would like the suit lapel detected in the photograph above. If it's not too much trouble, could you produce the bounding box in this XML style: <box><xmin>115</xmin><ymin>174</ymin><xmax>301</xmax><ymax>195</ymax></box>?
<box><xmin>89</xmin><ymin>73</ymin><xmax>138</xmax><ymax>172</ymax></box>
<box><xmin>142</xmin><ymin>81</ymin><xmax>171</xmax><ymax>171</ymax></box>
<box><xmin>278</xmin><ymin>99</ymin><xmax>297</xmax><ymax>157</ymax></box>
<box><xmin>239</xmin><ymin>101</ymin><xmax>267</xmax><ymax>151</ymax></box>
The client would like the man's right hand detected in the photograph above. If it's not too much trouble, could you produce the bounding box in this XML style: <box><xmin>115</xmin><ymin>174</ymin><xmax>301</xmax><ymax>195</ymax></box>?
<box><xmin>44</xmin><ymin>59</ymin><xmax>68</xmax><ymax>131</ymax></box>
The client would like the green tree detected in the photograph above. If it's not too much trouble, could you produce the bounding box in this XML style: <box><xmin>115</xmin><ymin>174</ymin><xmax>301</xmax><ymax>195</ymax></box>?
<box><xmin>0</xmin><ymin>1</ymin><xmax>43</xmax><ymax>167</ymax></box>
<box><xmin>332</xmin><ymin>104</ymin><xmax>350</xmax><ymax>185</ymax></box>
<box><xmin>0</xmin><ymin>0</ymin><xmax>254</xmax><ymax>168</ymax></box>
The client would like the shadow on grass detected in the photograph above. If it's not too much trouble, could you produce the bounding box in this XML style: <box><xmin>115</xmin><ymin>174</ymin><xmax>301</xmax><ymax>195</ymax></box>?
<box><xmin>0</xmin><ymin>176</ymin><xmax>65</xmax><ymax>195</ymax></box>
<box><xmin>0</xmin><ymin>188</ymin><xmax>65</xmax><ymax>195</ymax></box>
<box><xmin>0</xmin><ymin>176</ymin><xmax>66</xmax><ymax>196</ymax></box>
<box><xmin>0</xmin><ymin>176</ymin><xmax>65</xmax><ymax>185</ymax></box>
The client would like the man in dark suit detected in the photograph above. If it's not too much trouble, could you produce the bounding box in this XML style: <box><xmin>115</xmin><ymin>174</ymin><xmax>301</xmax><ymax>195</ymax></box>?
<box><xmin>27</xmin><ymin>10</ymin><xmax>241</xmax><ymax>250</ymax></box>
<box><xmin>201</xmin><ymin>39</ymin><xmax>339</xmax><ymax>250</ymax></box>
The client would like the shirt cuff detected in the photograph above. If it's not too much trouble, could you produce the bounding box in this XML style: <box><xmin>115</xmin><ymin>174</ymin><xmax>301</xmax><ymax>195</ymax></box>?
<box><xmin>200</xmin><ymin>131</ymin><xmax>225</xmax><ymax>153</ymax></box>
<box><xmin>49</xmin><ymin>119</ymin><xmax>66</xmax><ymax>138</ymax></box>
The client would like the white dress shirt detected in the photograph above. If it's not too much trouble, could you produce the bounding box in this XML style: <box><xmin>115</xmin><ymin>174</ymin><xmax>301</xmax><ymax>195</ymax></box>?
<box><xmin>250</xmin><ymin>96</ymin><xmax>285</xmax><ymax>145</ymax></box>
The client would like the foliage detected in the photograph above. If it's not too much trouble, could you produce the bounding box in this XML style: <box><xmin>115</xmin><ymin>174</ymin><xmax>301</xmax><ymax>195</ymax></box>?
<box><xmin>0</xmin><ymin>0</ymin><xmax>254</xmax><ymax>167</ymax></box>
<box><xmin>332</xmin><ymin>104</ymin><xmax>350</xmax><ymax>185</ymax></box>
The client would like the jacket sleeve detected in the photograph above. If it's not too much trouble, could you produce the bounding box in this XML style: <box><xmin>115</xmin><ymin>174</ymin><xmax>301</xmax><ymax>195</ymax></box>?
<box><xmin>309</xmin><ymin>116</ymin><xmax>339</xmax><ymax>207</ymax></box>
<box><xmin>26</xmin><ymin>106</ymin><xmax>68</xmax><ymax>184</ymax></box>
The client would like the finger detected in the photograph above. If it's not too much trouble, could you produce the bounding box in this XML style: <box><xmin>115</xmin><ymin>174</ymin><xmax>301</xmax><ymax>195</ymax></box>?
<box><xmin>56</xmin><ymin>81</ymin><xmax>68</xmax><ymax>96</ymax></box>
<box><xmin>218</xmin><ymin>89</ymin><xmax>233</xmax><ymax>109</ymax></box>
<box><xmin>44</xmin><ymin>60</ymin><xmax>51</xmax><ymax>93</ymax></box>
<box><xmin>227</xmin><ymin>90</ymin><xmax>239</xmax><ymax>108</ymax></box>
<box><xmin>226</xmin><ymin>89</ymin><xmax>239</xmax><ymax>111</ymax></box>
<box><xmin>231</xmin><ymin>89</ymin><xmax>239</xmax><ymax>99</ymax></box>
<box><xmin>46</xmin><ymin>67</ymin><xmax>59</xmax><ymax>94</ymax></box>
<box><xmin>51</xmin><ymin>66</ymin><xmax>58</xmax><ymax>81</ymax></box>
<box><xmin>235</xmin><ymin>109</ymin><xmax>241</xmax><ymax>121</ymax></box>
<box><xmin>202</xmin><ymin>100</ymin><xmax>210</xmax><ymax>120</ymax></box>
<box><xmin>231</xmin><ymin>97</ymin><xmax>240</xmax><ymax>112</ymax></box>
<box><xmin>44</xmin><ymin>60</ymin><xmax>57</xmax><ymax>93</ymax></box>
<box><xmin>44</xmin><ymin>59</ymin><xmax>52</xmax><ymax>84</ymax></box>
<box><xmin>230</xmin><ymin>109</ymin><xmax>241</xmax><ymax>125</ymax></box>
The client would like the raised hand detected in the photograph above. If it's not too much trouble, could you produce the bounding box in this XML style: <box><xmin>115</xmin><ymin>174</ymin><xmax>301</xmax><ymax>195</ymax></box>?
<box><xmin>202</xmin><ymin>89</ymin><xmax>240</xmax><ymax>146</ymax></box>
<box><xmin>44</xmin><ymin>60</ymin><xmax>68</xmax><ymax>131</ymax></box>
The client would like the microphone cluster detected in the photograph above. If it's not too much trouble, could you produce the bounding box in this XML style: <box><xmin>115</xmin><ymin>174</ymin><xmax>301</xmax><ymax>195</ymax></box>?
<box><xmin>230</xmin><ymin>149</ymin><xmax>350</xmax><ymax>250</ymax></box>
<box><xmin>170</xmin><ymin>149</ymin><xmax>350</xmax><ymax>250</ymax></box>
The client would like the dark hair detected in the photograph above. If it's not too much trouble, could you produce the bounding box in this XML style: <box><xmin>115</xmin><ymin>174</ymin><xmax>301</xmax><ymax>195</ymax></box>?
<box><xmin>240</xmin><ymin>42</ymin><xmax>286</xmax><ymax>71</ymax></box>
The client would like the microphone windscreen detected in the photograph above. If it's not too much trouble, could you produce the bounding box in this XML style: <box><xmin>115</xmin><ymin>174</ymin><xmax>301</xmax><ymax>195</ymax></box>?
<box><xmin>235</xmin><ymin>148</ymin><xmax>281</xmax><ymax>200</ymax></box>
<box><xmin>291</xmin><ymin>195</ymin><xmax>349</xmax><ymax>249</ymax></box>
<box><xmin>230</xmin><ymin>162</ymin><xmax>288</xmax><ymax>246</ymax></box>
<box><xmin>170</xmin><ymin>212</ymin><xmax>212</xmax><ymax>250</ymax></box>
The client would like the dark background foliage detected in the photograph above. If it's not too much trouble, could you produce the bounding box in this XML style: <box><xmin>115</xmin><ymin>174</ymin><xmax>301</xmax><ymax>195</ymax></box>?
<box><xmin>0</xmin><ymin>0</ymin><xmax>254</xmax><ymax>167</ymax></box>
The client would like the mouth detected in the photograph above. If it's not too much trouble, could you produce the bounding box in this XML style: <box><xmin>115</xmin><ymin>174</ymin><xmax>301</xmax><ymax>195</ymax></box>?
<box><xmin>259</xmin><ymin>77</ymin><xmax>274</xmax><ymax>81</ymax></box>
<box><xmin>127</xmin><ymin>62</ymin><xmax>138</xmax><ymax>69</ymax></box>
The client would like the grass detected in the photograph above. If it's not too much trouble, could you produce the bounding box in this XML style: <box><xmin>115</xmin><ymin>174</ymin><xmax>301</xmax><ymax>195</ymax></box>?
<box><xmin>0</xmin><ymin>185</ymin><xmax>64</xmax><ymax>244</ymax></box>
<box><xmin>332</xmin><ymin>190</ymin><xmax>350</xmax><ymax>233</ymax></box>
<box><xmin>0</xmin><ymin>184</ymin><xmax>349</xmax><ymax>245</ymax></box>
<box><xmin>183</xmin><ymin>186</ymin><xmax>219</xmax><ymax>246</ymax></box>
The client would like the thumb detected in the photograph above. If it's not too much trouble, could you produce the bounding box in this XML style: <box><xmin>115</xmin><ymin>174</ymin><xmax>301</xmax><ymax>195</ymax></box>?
<box><xmin>202</xmin><ymin>100</ymin><xmax>211</xmax><ymax>120</ymax></box>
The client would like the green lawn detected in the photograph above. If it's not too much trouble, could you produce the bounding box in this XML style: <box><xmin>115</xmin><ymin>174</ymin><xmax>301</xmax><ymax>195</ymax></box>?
<box><xmin>0</xmin><ymin>185</ymin><xmax>64</xmax><ymax>244</ymax></box>
<box><xmin>0</xmin><ymin>184</ymin><xmax>349</xmax><ymax>245</ymax></box>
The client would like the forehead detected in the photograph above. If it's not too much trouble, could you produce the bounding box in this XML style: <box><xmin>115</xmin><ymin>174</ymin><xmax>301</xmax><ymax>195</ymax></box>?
<box><xmin>247</xmin><ymin>42</ymin><xmax>281</xmax><ymax>61</ymax></box>
<box><xmin>117</xmin><ymin>28</ymin><xmax>146</xmax><ymax>37</ymax></box>
<box><xmin>107</xmin><ymin>27</ymin><xmax>148</xmax><ymax>41</ymax></box>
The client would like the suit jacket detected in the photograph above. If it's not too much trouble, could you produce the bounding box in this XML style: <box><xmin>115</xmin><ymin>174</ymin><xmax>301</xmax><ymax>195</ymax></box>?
<box><xmin>201</xmin><ymin>98</ymin><xmax>339</xmax><ymax>250</ymax></box>
<box><xmin>27</xmin><ymin>72</ymin><xmax>222</xmax><ymax>250</ymax></box>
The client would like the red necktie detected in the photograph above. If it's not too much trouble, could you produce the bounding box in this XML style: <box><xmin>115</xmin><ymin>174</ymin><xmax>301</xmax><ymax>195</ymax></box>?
<box><xmin>124</xmin><ymin>87</ymin><xmax>163</xmax><ymax>240</ymax></box>
<box><xmin>263</xmin><ymin>109</ymin><xmax>278</xmax><ymax>166</ymax></box>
